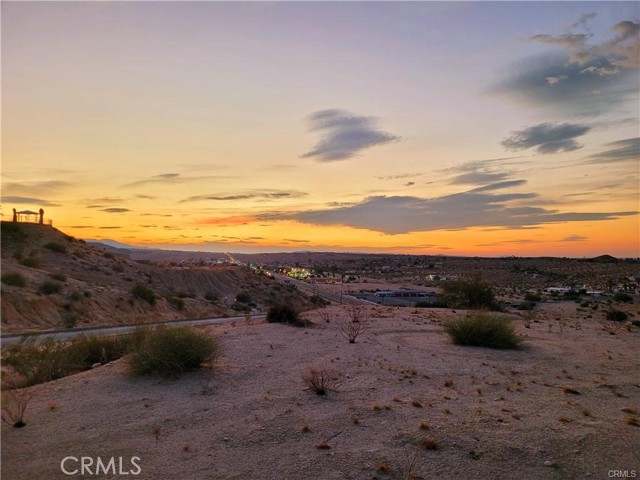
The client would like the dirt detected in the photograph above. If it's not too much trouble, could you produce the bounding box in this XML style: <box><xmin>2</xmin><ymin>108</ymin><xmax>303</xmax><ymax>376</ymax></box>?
<box><xmin>2</xmin><ymin>303</ymin><xmax>639</xmax><ymax>480</ymax></box>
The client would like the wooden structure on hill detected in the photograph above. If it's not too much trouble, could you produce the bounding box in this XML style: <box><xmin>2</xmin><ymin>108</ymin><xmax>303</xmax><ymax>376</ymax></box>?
<box><xmin>11</xmin><ymin>208</ymin><xmax>52</xmax><ymax>226</ymax></box>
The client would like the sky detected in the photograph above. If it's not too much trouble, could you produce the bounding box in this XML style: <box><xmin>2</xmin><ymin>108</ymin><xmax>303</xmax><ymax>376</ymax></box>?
<box><xmin>2</xmin><ymin>1</ymin><xmax>639</xmax><ymax>257</ymax></box>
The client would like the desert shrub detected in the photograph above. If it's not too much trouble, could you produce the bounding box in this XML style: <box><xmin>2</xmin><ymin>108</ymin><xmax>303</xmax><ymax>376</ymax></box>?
<box><xmin>613</xmin><ymin>292</ymin><xmax>633</xmax><ymax>303</ymax></box>
<box><xmin>68</xmin><ymin>291</ymin><xmax>83</xmax><ymax>301</ymax></box>
<box><xmin>310</xmin><ymin>294</ymin><xmax>330</xmax><ymax>306</ymax></box>
<box><xmin>131</xmin><ymin>283</ymin><xmax>156</xmax><ymax>305</ymax></box>
<box><xmin>38</xmin><ymin>281</ymin><xmax>62</xmax><ymax>295</ymax></box>
<box><xmin>517</xmin><ymin>300</ymin><xmax>535</xmax><ymax>311</ymax></box>
<box><xmin>20</xmin><ymin>256</ymin><xmax>40</xmax><ymax>268</ymax></box>
<box><xmin>204</xmin><ymin>291</ymin><xmax>219</xmax><ymax>303</ymax></box>
<box><xmin>302</xmin><ymin>367</ymin><xmax>340</xmax><ymax>395</ymax></box>
<box><xmin>524</xmin><ymin>292</ymin><xmax>542</xmax><ymax>303</ymax></box>
<box><xmin>1</xmin><ymin>272</ymin><xmax>26</xmax><ymax>287</ymax></box>
<box><xmin>65</xmin><ymin>334</ymin><xmax>132</xmax><ymax>369</ymax></box>
<box><xmin>441</xmin><ymin>275</ymin><xmax>499</xmax><ymax>310</ymax></box>
<box><xmin>1</xmin><ymin>390</ymin><xmax>31</xmax><ymax>428</ymax></box>
<box><xmin>606</xmin><ymin>309</ymin><xmax>629</xmax><ymax>322</ymax></box>
<box><xmin>444</xmin><ymin>311</ymin><xmax>523</xmax><ymax>349</ymax></box>
<box><xmin>266</xmin><ymin>303</ymin><xmax>306</xmax><ymax>326</ymax></box>
<box><xmin>235</xmin><ymin>292</ymin><xmax>252</xmax><ymax>304</ymax></box>
<box><xmin>62</xmin><ymin>315</ymin><xmax>79</xmax><ymax>329</ymax></box>
<box><xmin>167</xmin><ymin>296</ymin><xmax>185</xmax><ymax>310</ymax></box>
<box><xmin>129</xmin><ymin>326</ymin><xmax>221</xmax><ymax>378</ymax></box>
<box><xmin>231</xmin><ymin>302</ymin><xmax>251</xmax><ymax>313</ymax></box>
<box><xmin>44</xmin><ymin>241</ymin><xmax>67</xmax><ymax>254</ymax></box>
<box><xmin>2</xmin><ymin>338</ymin><xmax>70</xmax><ymax>386</ymax></box>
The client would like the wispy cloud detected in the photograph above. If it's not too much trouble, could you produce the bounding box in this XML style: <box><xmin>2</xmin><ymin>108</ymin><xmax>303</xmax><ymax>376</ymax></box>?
<box><xmin>2</xmin><ymin>180</ymin><xmax>72</xmax><ymax>197</ymax></box>
<box><xmin>101</xmin><ymin>208</ymin><xmax>130</xmax><ymax>213</ymax></box>
<box><xmin>501</xmin><ymin>123</ymin><xmax>590</xmax><ymax>154</ymax></box>
<box><xmin>1</xmin><ymin>196</ymin><xmax>61</xmax><ymax>207</ymax></box>
<box><xmin>267</xmin><ymin>188</ymin><xmax>637</xmax><ymax>234</ymax></box>
<box><xmin>561</xmin><ymin>235</ymin><xmax>588</xmax><ymax>242</ymax></box>
<box><xmin>181</xmin><ymin>190</ymin><xmax>307</xmax><ymax>203</ymax></box>
<box><xmin>197</xmin><ymin>215</ymin><xmax>257</xmax><ymax>226</ymax></box>
<box><xmin>492</xmin><ymin>16</ymin><xmax>639</xmax><ymax>116</ymax></box>
<box><xmin>122</xmin><ymin>173</ymin><xmax>231</xmax><ymax>188</ymax></box>
<box><xmin>585</xmin><ymin>137</ymin><xmax>639</xmax><ymax>164</ymax></box>
<box><xmin>301</xmin><ymin>109</ymin><xmax>400</xmax><ymax>161</ymax></box>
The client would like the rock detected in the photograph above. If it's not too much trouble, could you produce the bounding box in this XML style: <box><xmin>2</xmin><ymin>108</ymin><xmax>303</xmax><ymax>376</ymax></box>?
<box><xmin>543</xmin><ymin>460</ymin><xmax>557</xmax><ymax>468</ymax></box>
<box><xmin>91</xmin><ymin>362</ymin><xmax>101</xmax><ymax>369</ymax></box>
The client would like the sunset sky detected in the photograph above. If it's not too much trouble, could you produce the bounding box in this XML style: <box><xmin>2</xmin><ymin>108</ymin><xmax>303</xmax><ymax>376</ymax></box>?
<box><xmin>2</xmin><ymin>1</ymin><xmax>639</xmax><ymax>257</ymax></box>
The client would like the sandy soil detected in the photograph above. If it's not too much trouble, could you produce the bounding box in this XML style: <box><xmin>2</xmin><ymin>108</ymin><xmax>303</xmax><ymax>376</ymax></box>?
<box><xmin>2</xmin><ymin>304</ymin><xmax>639</xmax><ymax>480</ymax></box>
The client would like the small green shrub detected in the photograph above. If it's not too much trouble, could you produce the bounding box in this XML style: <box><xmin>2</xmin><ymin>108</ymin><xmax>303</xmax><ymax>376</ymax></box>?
<box><xmin>231</xmin><ymin>302</ymin><xmax>251</xmax><ymax>313</ymax></box>
<box><xmin>131</xmin><ymin>283</ymin><xmax>156</xmax><ymax>305</ymax></box>
<box><xmin>517</xmin><ymin>300</ymin><xmax>535</xmax><ymax>311</ymax></box>
<box><xmin>44</xmin><ymin>242</ymin><xmax>67</xmax><ymax>254</ymax></box>
<box><xmin>38</xmin><ymin>281</ymin><xmax>62</xmax><ymax>295</ymax></box>
<box><xmin>129</xmin><ymin>326</ymin><xmax>221</xmax><ymax>378</ymax></box>
<box><xmin>1</xmin><ymin>272</ymin><xmax>26</xmax><ymax>287</ymax></box>
<box><xmin>606</xmin><ymin>309</ymin><xmax>629</xmax><ymax>322</ymax></box>
<box><xmin>167</xmin><ymin>296</ymin><xmax>185</xmax><ymax>310</ymax></box>
<box><xmin>235</xmin><ymin>292</ymin><xmax>252</xmax><ymax>304</ymax></box>
<box><xmin>2</xmin><ymin>338</ymin><xmax>70</xmax><ymax>386</ymax></box>
<box><xmin>2</xmin><ymin>334</ymin><xmax>134</xmax><ymax>386</ymax></box>
<box><xmin>20</xmin><ymin>257</ymin><xmax>40</xmax><ymax>268</ymax></box>
<box><xmin>444</xmin><ymin>311</ymin><xmax>523</xmax><ymax>349</ymax></box>
<box><xmin>441</xmin><ymin>275</ymin><xmax>499</xmax><ymax>310</ymax></box>
<box><xmin>65</xmin><ymin>335</ymin><xmax>131</xmax><ymax>368</ymax></box>
<box><xmin>266</xmin><ymin>304</ymin><xmax>307</xmax><ymax>327</ymax></box>
<box><xmin>524</xmin><ymin>292</ymin><xmax>542</xmax><ymax>303</ymax></box>
<box><xmin>613</xmin><ymin>292</ymin><xmax>633</xmax><ymax>303</ymax></box>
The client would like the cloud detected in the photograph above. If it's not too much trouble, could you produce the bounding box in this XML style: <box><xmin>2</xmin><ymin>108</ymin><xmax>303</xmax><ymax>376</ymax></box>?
<box><xmin>561</xmin><ymin>235</ymin><xmax>588</xmax><ymax>242</ymax></box>
<box><xmin>585</xmin><ymin>137</ymin><xmax>639</xmax><ymax>163</ymax></box>
<box><xmin>181</xmin><ymin>190</ymin><xmax>307</xmax><ymax>203</ymax></box>
<box><xmin>197</xmin><ymin>215</ymin><xmax>257</xmax><ymax>226</ymax></box>
<box><xmin>1</xmin><ymin>196</ymin><xmax>62</xmax><ymax>207</ymax></box>
<box><xmin>301</xmin><ymin>109</ymin><xmax>400</xmax><ymax>161</ymax></box>
<box><xmin>98</xmin><ymin>226</ymin><xmax>121</xmax><ymax>229</ymax></box>
<box><xmin>492</xmin><ymin>17</ymin><xmax>639</xmax><ymax>116</ymax></box>
<box><xmin>122</xmin><ymin>173</ymin><xmax>230</xmax><ymax>188</ymax></box>
<box><xmin>404</xmin><ymin>182</ymin><xmax>415</xmax><ymax>187</ymax></box>
<box><xmin>501</xmin><ymin>123</ymin><xmax>590</xmax><ymax>154</ymax></box>
<box><xmin>376</xmin><ymin>172</ymin><xmax>423</xmax><ymax>181</ymax></box>
<box><xmin>101</xmin><ymin>208</ymin><xmax>130</xmax><ymax>213</ymax></box>
<box><xmin>268</xmin><ymin>188</ymin><xmax>637</xmax><ymax>234</ymax></box>
<box><xmin>2</xmin><ymin>180</ymin><xmax>72</xmax><ymax>197</ymax></box>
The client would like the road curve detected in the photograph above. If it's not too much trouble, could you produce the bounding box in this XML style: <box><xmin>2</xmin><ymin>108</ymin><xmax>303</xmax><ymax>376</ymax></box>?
<box><xmin>0</xmin><ymin>314</ymin><xmax>264</xmax><ymax>347</ymax></box>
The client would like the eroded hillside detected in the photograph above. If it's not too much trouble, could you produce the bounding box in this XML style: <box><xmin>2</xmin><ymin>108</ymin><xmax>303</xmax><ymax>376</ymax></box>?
<box><xmin>0</xmin><ymin>222</ymin><xmax>313</xmax><ymax>334</ymax></box>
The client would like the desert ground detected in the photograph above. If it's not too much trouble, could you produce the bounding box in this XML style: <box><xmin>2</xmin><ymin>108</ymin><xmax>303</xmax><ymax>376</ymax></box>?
<box><xmin>2</xmin><ymin>303</ymin><xmax>639</xmax><ymax>480</ymax></box>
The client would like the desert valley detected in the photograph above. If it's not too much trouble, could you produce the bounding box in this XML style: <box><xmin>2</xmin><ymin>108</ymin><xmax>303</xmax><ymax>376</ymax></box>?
<box><xmin>1</xmin><ymin>222</ymin><xmax>639</xmax><ymax>480</ymax></box>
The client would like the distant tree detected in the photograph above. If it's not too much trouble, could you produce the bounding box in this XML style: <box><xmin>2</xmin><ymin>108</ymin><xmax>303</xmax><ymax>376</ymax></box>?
<box><xmin>441</xmin><ymin>274</ymin><xmax>498</xmax><ymax>310</ymax></box>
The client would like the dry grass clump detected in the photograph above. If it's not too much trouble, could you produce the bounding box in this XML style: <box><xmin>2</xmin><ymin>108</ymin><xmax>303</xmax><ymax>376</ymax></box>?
<box><xmin>444</xmin><ymin>311</ymin><xmax>523</xmax><ymax>349</ymax></box>
<box><xmin>302</xmin><ymin>367</ymin><xmax>340</xmax><ymax>395</ymax></box>
<box><xmin>129</xmin><ymin>326</ymin><xmax>221</xmax><ymax>378</ymax></box>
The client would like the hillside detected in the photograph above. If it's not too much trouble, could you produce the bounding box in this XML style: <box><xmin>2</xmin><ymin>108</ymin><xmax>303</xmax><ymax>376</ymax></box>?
<box><xmin>0</xmin><ymin>222</ymin><xmax>313</xmax><ymax>334</ymax></box>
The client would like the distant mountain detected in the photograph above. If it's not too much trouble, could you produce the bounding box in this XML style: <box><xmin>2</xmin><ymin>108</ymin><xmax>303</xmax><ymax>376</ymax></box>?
<box><xmin>85</xmin><ymin>239</ymin><xmax>149</xmax><ymax>250</ymax></box>
<box><xmin>590</xmin><ymin>254</ymin><xmax>619</xmax><ymax>263</ymax></box>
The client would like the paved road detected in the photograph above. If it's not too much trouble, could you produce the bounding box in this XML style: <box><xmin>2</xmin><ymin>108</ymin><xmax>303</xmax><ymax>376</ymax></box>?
<box><xmin>0</xmin><ymin>314</ymin><xmax>264</xmax><ymax>347</ymax></box>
